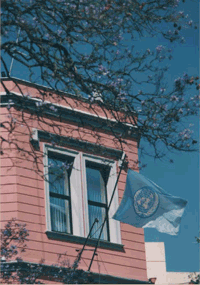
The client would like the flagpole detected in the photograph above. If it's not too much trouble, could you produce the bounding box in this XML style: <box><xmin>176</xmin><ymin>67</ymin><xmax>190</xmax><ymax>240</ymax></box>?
<box><xmin>87</xmin><ymin>152</ymin><xmax>126</xmax><ymax>272</ymax></box>
<box><xmin>76</xmin><ymin>218</ymin><xmax>99</xmax><ymax>264</ymax></box>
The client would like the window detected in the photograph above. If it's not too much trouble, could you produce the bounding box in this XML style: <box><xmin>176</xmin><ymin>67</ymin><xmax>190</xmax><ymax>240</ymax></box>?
<box><xmin>86</xmin><ymin>161</ymin><xmax>110</xmax><ymax>241</ymax></box>
<box><xmin>44</xmin><ymin>145</ymin><xmax>121</xmax><ymax>246</ymax></box>
<box><xmin>48</xmin><ymin>152</ymin><xmax>73</xmax><ymax>234</ymax></box>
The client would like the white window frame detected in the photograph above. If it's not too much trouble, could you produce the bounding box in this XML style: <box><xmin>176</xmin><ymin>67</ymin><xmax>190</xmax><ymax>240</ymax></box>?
<box><xmin>82</xmin><ymin>154</ymin><xmax>121</xmax><ymax>244</ymax></box>
<box><xmin>44</xmin><ymin>144</ymin><xmax>121</xmax><ymax>245</ymax></box>
<box><xmin>44</xmin><ymin>144</ymin><xmax>84</xmax><ymax>237</ymax></box>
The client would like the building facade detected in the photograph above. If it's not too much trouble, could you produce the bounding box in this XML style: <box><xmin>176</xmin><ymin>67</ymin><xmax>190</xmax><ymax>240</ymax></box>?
<box><xmin>0</xmin><ymin>78</ymin><xmax>149</xmax><ymax>283</ymax></box>
<box><xmin>145</xmin><ymin>242</ymin><xmax>199</xmax><ymax>284</ymax></box>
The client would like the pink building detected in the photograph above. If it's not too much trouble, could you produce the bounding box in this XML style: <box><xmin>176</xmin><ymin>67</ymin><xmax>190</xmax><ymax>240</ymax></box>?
<box><xmin>1</xmin><ymin>77</ymin><xmax>150</xmax><ymax>283</ymax></box>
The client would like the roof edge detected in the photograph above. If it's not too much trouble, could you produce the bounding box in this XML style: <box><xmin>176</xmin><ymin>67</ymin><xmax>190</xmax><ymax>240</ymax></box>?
<box><xmin>0</xmin><ymin>89</ymin><xmax>140</xmax><ymax>142</ymax></box>
<box><xmin>0</xmin><ymin>76</ymin><xmax>138</xmax><ymax>117</ymax></box>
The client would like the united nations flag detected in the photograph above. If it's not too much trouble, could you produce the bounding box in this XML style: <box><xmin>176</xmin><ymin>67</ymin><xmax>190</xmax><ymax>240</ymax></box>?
<box><xmin>113</xmin><ymin>169</ymin><xmax>187</xmax><ymax>235</ymax></box>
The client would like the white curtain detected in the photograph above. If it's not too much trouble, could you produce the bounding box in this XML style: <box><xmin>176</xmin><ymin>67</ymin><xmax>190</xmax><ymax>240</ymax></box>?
<box><xmin>49</xmin><ymin>157</ymin><xmax>70</xmax><ymax>233</ymax></box>
<box><xmin>86</xmin><ymin>166</ymin><xmax>108</xmax><ymax>240</ymax></box>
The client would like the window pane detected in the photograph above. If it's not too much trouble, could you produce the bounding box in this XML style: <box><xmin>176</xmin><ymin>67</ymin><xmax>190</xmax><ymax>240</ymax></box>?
<box><xmin>88</xmin><ymin>205</ymin><xmax>107</xmax><ymax>240</ymax></box>
<box><xmin>86</xmin><ymin>166</ymin><xmax>106</xmax><ymax>203</ymax></box>
<box><xmin>48</xmin><ymin>153</ymin><xmax>73</xmax><ymax>234</ymax></box>
<box><xmin>48</xmin><ymin>157</ymin><xmax>70</xmax><ymax>195</ymax></box>
<box><xmin>50</xmin><ymin>196</ymin><xmax>71</xmax><ymax>233</ymax></box>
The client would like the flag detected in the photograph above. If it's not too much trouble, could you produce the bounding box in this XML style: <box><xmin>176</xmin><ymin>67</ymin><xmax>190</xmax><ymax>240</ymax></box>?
<box><xmin>113</xmin><ymin>169</ymin><xmax>187</xmax><ymax>235</ymax></box>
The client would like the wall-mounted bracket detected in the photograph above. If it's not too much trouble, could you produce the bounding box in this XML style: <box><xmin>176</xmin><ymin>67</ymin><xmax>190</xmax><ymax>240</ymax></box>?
<box><xmin>30</xmin><ymin>128</ymin><xmax>40</xmax><ymax>150</ymax></box>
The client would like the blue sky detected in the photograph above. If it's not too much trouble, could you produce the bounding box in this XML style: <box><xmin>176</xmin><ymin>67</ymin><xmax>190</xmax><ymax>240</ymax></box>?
<box><xmin>141</xmin><ymin>0</ymin><xmax>199</xmax><ymax>273</ymax></box>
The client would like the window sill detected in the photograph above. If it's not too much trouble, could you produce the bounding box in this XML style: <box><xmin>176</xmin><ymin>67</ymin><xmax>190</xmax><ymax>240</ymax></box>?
<box><xmin>46</xmin><ymin>231</ymin><xmax>124</xmax><ymax>252</ymax></box>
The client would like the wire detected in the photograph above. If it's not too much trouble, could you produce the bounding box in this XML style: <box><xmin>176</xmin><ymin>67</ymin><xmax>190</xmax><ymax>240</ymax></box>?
<box><xmin>89</xmin><ymin>216</ymin><xmax>113</xmax><ymax>239</ymax></box>
<box><xmin>89</xmin><ymin>222</ymin><xmax>104</xmax><ymax>238</ymax></box>
<box><xmin>96</xmin><ymin>254</ymin><xmax>101</xmax><ymax>284</ymax></box>
<box><xmin>9</xmin><ymin>28</ymin><xmax>21</xmax><ymax>76</ymax></box>
<box><xmin>80</xmin><ymin>257</ymin><xmax>89</xmax><ymax>268</ymax></box>
<box><xmin>98</xmin><ymin>252</ymin><xmax>109</xmax><ymax>275</ymax></box>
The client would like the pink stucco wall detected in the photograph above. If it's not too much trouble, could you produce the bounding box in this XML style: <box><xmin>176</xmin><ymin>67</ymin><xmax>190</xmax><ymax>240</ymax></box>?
<box><xmin>0</xmin><ymin>80</ymin><xmax>148</xmax><ymax>282</ymax></box>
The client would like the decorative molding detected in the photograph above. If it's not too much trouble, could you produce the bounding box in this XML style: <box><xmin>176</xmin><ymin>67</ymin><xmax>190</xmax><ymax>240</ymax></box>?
<box><xmin>0</xmin><ymin>85</ymin><xmax>140</xmax><ymax>142</ymax></box>
<box><xmin>32</xmin><ymin>129</ymin><xmax>123</xmax><ymax>160</ymax></box>
<box><xmin>45</xmin><ymin>231</ymin><xmax>124</xmax><ymax>251</ymax></box>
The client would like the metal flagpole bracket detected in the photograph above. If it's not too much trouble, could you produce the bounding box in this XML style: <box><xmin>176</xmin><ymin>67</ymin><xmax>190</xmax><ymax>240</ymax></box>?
<box><xmin>119</xmin><ymin>151</ymin><xmax>128</xmax><ymax>172</ymax></box>
<box><xmin>30</xmin><ymin>128</ymin><xmax>40</xmax><ymax>150</ymax></box>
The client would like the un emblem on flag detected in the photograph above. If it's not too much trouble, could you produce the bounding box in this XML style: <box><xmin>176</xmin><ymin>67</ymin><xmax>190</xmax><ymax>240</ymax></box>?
<box><xmin>134</xmin><ymin>186</ymin><xmax>159</xmax><ymax>218</ymax></box>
